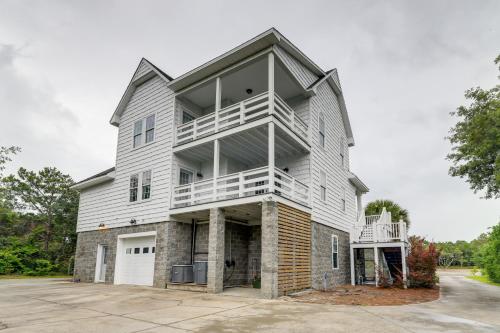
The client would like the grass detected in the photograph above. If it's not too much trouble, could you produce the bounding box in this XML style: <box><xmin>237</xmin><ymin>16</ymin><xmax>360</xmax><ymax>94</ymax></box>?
<box><xmin>467</xmin><ymin>274</ymin><xmax>500</xmax><ymax>287</ymax></box>
<box><xmin>0</xmin><ymin>274</ymin><xmax>72</xmax><ymax>280</ymax></box>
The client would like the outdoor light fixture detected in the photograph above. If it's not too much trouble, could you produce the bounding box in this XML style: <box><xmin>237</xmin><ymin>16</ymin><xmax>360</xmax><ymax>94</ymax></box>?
<box><xmin>130</xmin><ymin>218</ymin><xmax>137</xmax><ymax>225</ymax></box>
<box><xmin>246</xmin><ymin>88</ymin><xmax>253</xmax><ymax>94</ymax></box>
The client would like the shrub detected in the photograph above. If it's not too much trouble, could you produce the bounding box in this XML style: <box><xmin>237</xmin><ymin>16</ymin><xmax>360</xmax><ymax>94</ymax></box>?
<box><xmin>23</xmin><ymin>259</ymin><xmax>53</xmax><ymax>276</ymax></box>
<box><xmin>0</xmin><ymin>250</ymin><xmax>24</xmax><ymax>275</ymax></box>
<box><xmin>483</xmin><ymin>223</ymin><xmax>500</xmax><ymax>283</ymax></box>
<box><xmin>408</xmin><ymin>236</ymin><xmax>439</xmax><ymax>288</ymax></box>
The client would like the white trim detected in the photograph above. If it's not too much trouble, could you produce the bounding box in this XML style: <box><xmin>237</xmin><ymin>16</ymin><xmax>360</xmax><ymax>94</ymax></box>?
<box><xmin>169</xmin><ymin>193</ymin><xmax>311</xmax><ymax>216</ymax></box>
<box><xmin>114</xmin><ymin>231</ymin><xmax>157</xmax><ymax>285</ymax></box>
<box><xmin>71</xmin><ymin>171</ymin><xmax>115</xmax><ymax>190</ymax></box>
<box><xmin>117</xmin><ymin>231</ymin><xmax>157</xmax><ymax>239</ymax></box>
<box><xmin>94</xmin><ymin>244</ymin><xmax>107</xmax><ymax>283</ymax></box>
<box><xmin>331</xmin><ymin>234</ymin><xmax>339</xmax><ymax>270</ymax></box>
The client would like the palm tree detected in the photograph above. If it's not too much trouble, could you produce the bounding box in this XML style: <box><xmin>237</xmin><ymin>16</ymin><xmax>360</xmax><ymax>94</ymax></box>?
<box><xmin>365</xmin><ymin>199</ymin><xmax>410</xmax><ymax>228</ymax></box>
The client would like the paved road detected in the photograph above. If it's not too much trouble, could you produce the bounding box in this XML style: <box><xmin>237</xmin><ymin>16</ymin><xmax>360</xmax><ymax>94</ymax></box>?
<box><xmin>0</xmin><ymin>270</ymin><xmax>498</xmax><ymax>332</ymax></box>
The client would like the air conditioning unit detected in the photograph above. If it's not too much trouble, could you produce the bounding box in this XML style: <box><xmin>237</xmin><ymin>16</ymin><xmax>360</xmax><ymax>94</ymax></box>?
<box><xmin>194</xmin><ymin>261</ymin><xmax>208</xmax><ymax>285</ymax></box>
<box><xmin>171</xmin><ymin>265</ymin><xmax>194</xmax><ymax>283</ymax></box>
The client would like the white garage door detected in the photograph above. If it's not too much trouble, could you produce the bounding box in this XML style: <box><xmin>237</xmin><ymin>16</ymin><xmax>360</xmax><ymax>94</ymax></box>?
<box><xmin>117</xmin><ymin>235</ymin><xmax>156</xmax><ymax>286</ymax></box>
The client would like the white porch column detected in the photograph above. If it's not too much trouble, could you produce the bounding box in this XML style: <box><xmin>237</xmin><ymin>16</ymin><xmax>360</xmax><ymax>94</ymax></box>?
<box><xmin>401</xmin><ymin>244</ymin><xmax>408</xmax><ymax>289</ymax></box>
<box><xmin>350</xmin><ymin>246</ymin><xmax>355</xmax><ymax>285</ymax></box>
<box><xmin>215</xmin><ymin>77</ymin><xmax>221</xmax><ymax>132</ymax></box>
<box><xmin>268</xmin><ymin>52</ymin><xmax>275</xmax><ymax>115</ymax></box>
<box><xmin>268</xmin><ymin>122</ymin><xmax>275</xmax><ymax>194</ymax></box>
<box><xmin>213</xmin><ymin>139</ymin><xmax>220</xmax><ymax>199</ymax></box>
<box><xmin>374</xmin><ymin>246</ymin><xmax>379</xmax><ymax>287</ymax></box>
<box><xmin>356</xmin><ymin>191</ymin><xmax>363</xmax><ymax>220</ymax></box>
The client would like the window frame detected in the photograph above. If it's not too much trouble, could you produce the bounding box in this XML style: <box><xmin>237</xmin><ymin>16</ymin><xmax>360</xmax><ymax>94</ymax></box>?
<box><xmin>145</xmin><ymin>114</ymin><xmax>155</xmax><ymax>144</ymax></box>
<box><xmin>320</xmin><ymin>170</ymin><xmax>327</xmax><ymax>202</ymax></box>
<box><xmin>318</xmin><ymin>112</ymin><xmax>325</xmax><ymax>148</ymax></box>
<box><xmin>132</xmin><ymin>113</ymin><xmax>157</xmax><ymax>149</ymax></box>
<box><xmin>332</xmin><ymin>235</ymin><xmax>339</xmax><ymax>270</ymax></box>
<box><xmin>340</xmin><ymin>136</ymin><xmax>345</xmax><ymax>167</ymax></box>
<box><xmin>341</xmin><ymin>187</ymin><xmax>346</xmax><ymax>212</ymax></box>
<box><xmin>179</xmin><ymin>167</ymin><xmax>195</xmax><ymax>185</ymax></box>
<box><xmin>129</xmin><ymin>170</ymin><xmax>152</xmax><ymax>203</ymax></box>
<box><xmin>129</xmin><ymin>174</ymin><xmax>139</xmax><ymax>202</ymax></box>
<box><xmin>142</xmin><ymin>170</ymin><xmax>152</xmax><ymax>200</ymax></box>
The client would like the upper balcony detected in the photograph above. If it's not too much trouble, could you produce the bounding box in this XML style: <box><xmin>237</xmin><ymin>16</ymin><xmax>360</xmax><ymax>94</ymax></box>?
<box><xmin>175</xmin><ymin>92</ymin><xmax>308</xmax><ymax>146</ymax></box>
<box><xmin>173</xmin><ymin>52</ymin><xmax>310</xmax><ymax>151</ymax></box>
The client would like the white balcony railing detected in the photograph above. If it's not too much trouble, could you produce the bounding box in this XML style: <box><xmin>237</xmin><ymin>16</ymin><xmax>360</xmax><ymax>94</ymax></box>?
<box><xmin>172</xmin><ymin>166</ymin><xmax>310</xmax><ymax>208</ymax></box>
<box><xmin>175</xmin><ymin>92</ymin><xmax>309</xmax><ymax>145</ymax></box>
<box><xmin>350</xmin><ymin>208</ymin><xmax>408</xmax><ymax>243</ymax></box>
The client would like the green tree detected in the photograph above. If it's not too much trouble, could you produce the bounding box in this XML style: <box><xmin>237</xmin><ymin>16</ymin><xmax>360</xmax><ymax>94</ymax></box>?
<box><xmin>482</xmin><ymin>223</ymin><xmax>500</xmax><ymax>283</ymax></box>
<box><xmin>447</xmin><ymin>55</ymin><xmax>500</xmax><ymax>199</ymax></box>
<box><xmin>2</xmin><ymin>167</ymin><xmax>78</xmax><ymax>252</ymax></box>
<box><xmin>364</xmin><ymin>199</ymin><xmax>410</xmax><ymax>228</ymax></box>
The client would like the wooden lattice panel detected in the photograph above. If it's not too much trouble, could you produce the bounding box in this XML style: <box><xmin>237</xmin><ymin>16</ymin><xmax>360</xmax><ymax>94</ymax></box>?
<box><xmin>277</xmin><ymin>203</ymin><xmax>311</xmax><ymax>295</ymax></box>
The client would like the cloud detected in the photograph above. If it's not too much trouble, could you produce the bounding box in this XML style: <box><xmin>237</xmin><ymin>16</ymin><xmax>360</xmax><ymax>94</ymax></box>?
<box><xmin>0</xmin><ymin>43</ymin><xmax>80</xmax><ymax>176</ymax></box>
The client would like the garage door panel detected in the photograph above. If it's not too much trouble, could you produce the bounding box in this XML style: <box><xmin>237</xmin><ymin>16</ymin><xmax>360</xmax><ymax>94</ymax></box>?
<box><xmin>117</xmin><ymin>236</ymin><xmax>156</xmax><ymax>286</ymax></box>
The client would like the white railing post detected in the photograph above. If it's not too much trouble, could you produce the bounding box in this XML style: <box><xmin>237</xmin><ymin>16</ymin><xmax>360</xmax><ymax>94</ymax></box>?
<box><xmin>268</xmin><ymin>122</ymin><xmax>275</xmax><ymax>194</ymax></box>
<box><xmin>192</xmin><ymin>120</ymin><xmax>197</xmax><ymax>140</ymax></box>
<box><xmin>239</xmin><ymin>101</ymin><xmax>245</xmax><ymax>124</ymax></box>
<box><xmin>372</xmin><ymin>224</ymin><xmax>378</xmax><ymax>242</ymax></box>
<box><xmin>399</xmin><ymin>220</ymin><xmax>405</xmax><ymax>241</ymax></box>
<box><xmin>213</xmin><ymin>139</ymin><xmax>220</xmax><ymax>201</ymax></box>
<box><xmin>190</xmin><ymin>182</ymin><xmax>195</xmax><ymax>206</ymax></box>
<box><xmin>215</xmin><ymin>77</ymin><xmax>221</xmax><ymax>132</ymax></box>
<box><xmin>268</xmin><ymin>53</ymin><xmax>275</xmax><ymax>116</ymax></box>
<box><xmin>239</xmin><ymin>172</ymin><xmax>244</xmax><ymax>198</ymax></box>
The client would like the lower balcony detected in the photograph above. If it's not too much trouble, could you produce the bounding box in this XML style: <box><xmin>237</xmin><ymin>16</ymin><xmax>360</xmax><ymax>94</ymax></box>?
<box><xmin>172</xmin><ymin>166</ymin><xmax>310</xmax><ymax>209</ymax></box>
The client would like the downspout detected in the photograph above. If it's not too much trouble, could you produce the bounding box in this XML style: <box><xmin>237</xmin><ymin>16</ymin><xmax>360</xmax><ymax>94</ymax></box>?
<box><xmin>191</xmin><ymin>219</ymin><xmax>196</xmax><ymax>264</ymax></box>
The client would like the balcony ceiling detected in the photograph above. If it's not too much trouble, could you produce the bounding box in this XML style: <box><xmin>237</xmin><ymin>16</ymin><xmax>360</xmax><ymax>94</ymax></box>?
<box><xmin>180</xmin><ymin>56</ymin><xmax>303</xmax><ymax>109</ymax></box>
<box><xmin>175</xmin><ymin>123</ymin><xmax>308</xmax><ymax>167</ymax></box>
<box><xmin>171</xmin><ymin>202</ymin><xmax>262</xmax><ymax>224</ymax></box>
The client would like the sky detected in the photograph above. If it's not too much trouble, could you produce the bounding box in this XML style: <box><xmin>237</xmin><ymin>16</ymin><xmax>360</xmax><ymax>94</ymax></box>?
<box><xmin>0</xmin><ymin>0</ymin><xmax>498</xmax><ymax>241</ymax></box>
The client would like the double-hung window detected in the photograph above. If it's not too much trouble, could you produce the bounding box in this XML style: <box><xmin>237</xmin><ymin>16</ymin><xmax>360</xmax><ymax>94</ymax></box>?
<box><xmin>133</xmin><ymin>114</ymin><xmax>156</xmax><ymax>148</ymax></box>
<box><xmin>332</xmin><ymin>235</ymin><xmax>339</xmax><ymax>269</ymax></box>
<box><xmin>319</xmin><ymin>113</ymin><xmax>325</xmax><ymax>148</ymax></box>
<box><xmin>129</xmin><ymin>170</ymin><xmax>152</xmax><ymax>202</ymax></box>
<box><xmin>129</xmin><ymin>174</ymin><xmax>139</xmax><ymax>202</ymax></box>
<box><xmin>320</xmin><ymin>170</ymin><xmax>327</xmax><ymax>201</ymax></box>
<box><xmin>340</xmin><ymin>137</ymin><xmax>345</xmax><ymax>167</ymax></box>
<box><xmin>341</xmin><ymin>187</ymin><xmax>346</xmax><ymax>212</ymax></box>
<box><xmin>145</xmin><ymin>115</ymin><xmax>155</xmax><ymax>143</ymax></box>
<box><xmin>142</xmin><ymin>170</ymin><xmax>152</xmax><ymax>200</ymax></box>
<box><xmin>133</xmin><ymin>120</ymin><xmax>143</xmax><ymax>148</ymax></box>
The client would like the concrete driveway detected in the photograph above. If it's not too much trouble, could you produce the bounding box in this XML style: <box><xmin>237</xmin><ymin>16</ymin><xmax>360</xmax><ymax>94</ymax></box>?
<box><xmin>0</xmin><ymin>270</ymin><xmax>498</xmax><ymax>332</ymax></box>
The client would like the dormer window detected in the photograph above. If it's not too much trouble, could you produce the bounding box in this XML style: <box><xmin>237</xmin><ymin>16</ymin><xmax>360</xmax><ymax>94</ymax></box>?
<box><xmin>133</xmin><ymin>114</ymin><xmax>156</xmax><ymax>148</ymax></box>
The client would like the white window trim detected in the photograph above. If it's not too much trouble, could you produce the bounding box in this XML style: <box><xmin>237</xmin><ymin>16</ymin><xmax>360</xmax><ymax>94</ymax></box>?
<box><xmin>178</xmin><ymin>166</ymin><xmax>196</xmax><ymax>185</ymax></box>
<box><xmin>128</xmin><ymin>169</ymin><xmax>153</xmax><ymax>204</ymax></box>
<box><xmin>341</xmin><ymin>187</ymin><xmax>346</xmax><ymax>213</ymax></box>
<box><xmin>318</xmin><ymin>112</ymin><xmax>325</xmax><ymax>149</ymax></box>
<box><xmin>320</xmin><ymin>170</ymin><xmax>327</xmax><ymax>202</ymax></box>
<box><xmin>332</xmin><ymin>235</ymin><xmax>339</xmax><ymax>270</ymax></box>
<box><xmin>132</xmin><ymin>113</ymin><xmax>157</xmax><ymax>150</ymax></box>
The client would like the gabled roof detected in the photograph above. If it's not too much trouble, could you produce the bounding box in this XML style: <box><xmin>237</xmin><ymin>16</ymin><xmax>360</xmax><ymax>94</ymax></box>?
<box><xmin>167</xmin><ymin>28</ymin><xmax>325</xmax><ymax>92</ymax></box>
<box><xmin>71</xmin><ymin>167</ymin><xmax>116</xmax><ymax>190</ymax></box>
<box><xmin>110</xmin><ymin>58</ymin><xmax>173</xmax><ymax>126</ymax></box>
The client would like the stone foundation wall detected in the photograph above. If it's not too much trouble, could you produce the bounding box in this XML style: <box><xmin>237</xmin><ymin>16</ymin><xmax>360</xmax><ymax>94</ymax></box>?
<box><xmin>74</xmin><ymin>222</ymin><xmax>168</xmax><ymax>288</ymax></box>
<box><xmin>247</xmin><ymin>225</ymin><xmax>261</xmax><ymax>283</ymax></box>
<box><xmin>194</xmin><ymin>223</ymin><xmax>209</xmax><ymax>262</ymax></box>
<box><xmin>224</xmin><ymin>222</ymin><xmax>251</xmax><ymax>287</ymax></box>
<box><xmin>311</xmin><ymin>222</ymin><xmax>351</xmax><ymax>289</ymax></box>
<box><xmin>74</xmin><ymin>221</ymin><xmax>194</xmax><ymax>288</ymax></box>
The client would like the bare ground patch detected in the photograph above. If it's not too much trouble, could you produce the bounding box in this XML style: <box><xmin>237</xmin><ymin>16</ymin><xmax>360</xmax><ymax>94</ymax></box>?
<box><xmin>283</xmin><ymin>285</ymin><xmax>439</xmax><ymax>306</ymax></box>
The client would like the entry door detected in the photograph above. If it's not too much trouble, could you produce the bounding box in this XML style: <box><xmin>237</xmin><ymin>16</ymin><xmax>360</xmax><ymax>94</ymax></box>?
<box><xmin>95</xmin><ymin>244</ymin><xmax>108</xmax><ymax>282</ymax></box>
